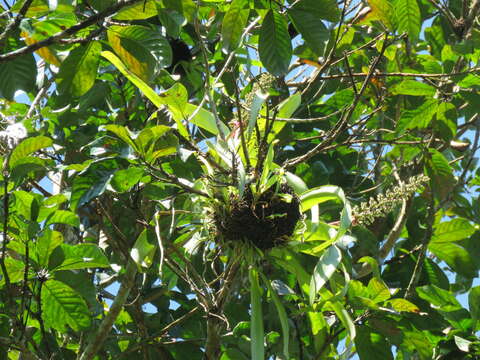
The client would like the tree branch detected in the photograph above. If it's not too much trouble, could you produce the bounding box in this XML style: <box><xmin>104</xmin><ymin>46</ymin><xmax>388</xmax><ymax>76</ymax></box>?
<box><xmin>0</xmin><ymin>0</ymin><xmax>34</xmax><ymax>42</ymax></box>
<box><xmin>404</xmin><ymin>194</ymin><xmax>435</xmax><ymax>299</ymax></box>
<box><xmin>78</xmin><ymin>259</ymin><xmax>138</xmax><ymax>360</ymax></box>
<box><xmin>284</xmin><ymin>33</ymin><xmax>390</xmax><ymax>168</ymax></box>
<box><xmin>0</xmin><ymin>0</ymin><xmax>142</xmax><ymax>63</ymax></box>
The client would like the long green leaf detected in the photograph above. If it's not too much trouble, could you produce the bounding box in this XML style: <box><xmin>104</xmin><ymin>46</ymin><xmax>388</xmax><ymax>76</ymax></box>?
<box><xmin>247</xmin><ymin>91</ymin><xmax>268</xmax><ymax>140</ymax></box>
<box><xmin>57</xmin><ymin>41</ymin><xmax>101</xmax><ymax>97</ymax></box>
<box><xmin>130</xmin><ymin>228</ymin><xmax>157</xmax><ymax>270</ymax></box>
<box><xmin>0</xmin><ymin>38</ymin><xmax>37</xmax><ymax>100</ymax></box>
<box><xmin>34</xmin><ymin>230</ymin><xmax>63</xmax><ymax>268</ymax></box>
<box><xmin>259</xmin><ymin>10</ymin><xmax>292</xmax><ymax>76</ymax></box>
<box><xmin>261</xmin><ymin>274</ymin><xmax>289</xmax><ymax>359</ymax></box>
<box><xmin>53</xmin><ymin>244</ymin><xmax>110</xmax><ymax>271</ymax></box>
<box><xmin>391</xmin><ymin>80</ymin><xmax>435</xmax><ymax>96</ymax></box>
<box><xmin>114</xmin><ymin>0</ymin><xmax>158</xmax><ymax>20</ymax></box>
<box><xmin>395</xmin><ymin>0</ymin><xmax>421</xmax><ymax>40</ymax></box>
<box><xmin>9</xmin><ymin>136</ymin><xmax>53</xmax><ymax>170</ymax></box>
<box><xmin>355</xmin><ymin>326</ymin><xmax>391</xmax><ymax>359</ymax></box>
<box><xmin>292</xmin><ymin>0</ymin><xmax>340</xmax><ymax>22</ymax></box>
<box><xmin>326</xmin><ymin>300</ymin><xmax>356</xmax><ymax>340</ymax></box>
<box><xmin>431</xmin><ymin>218</ymin><xmax>477</xmax><ymax>243</ymax></box>
<box><xmin>299</xmin><ymin>185</ymin><xmax>346</xmax><ymax>212</ymax></box>
<box><xmin>222</xmin><ymin>0</ymin><xmax>249</xmax><ymax>51</ymax></box>
<box><xmin>41</xmin><ymin>279</ymin><xmax>91</xmax><ymax>331</ymax></box>
<box><xmin>288</xmin><ymin>7</ymin><xmax>329</xmax><ymax>55</ymax></box>
<box><xmin>101</xmin><ymin>51</ymin><xmax>189</xmax><ymax>137</ymax></box>
<box><xmin>107</xmin><ymin>25</ymin><xmax>171</xmax><ymax>81</ymax></box>
<box><xmin>309</xmin><ymin>245</ymin><xmax>342</xmax><ymax>304</ymax></box>
<box><xmin>416</xmin><ymin>284</ymin><xmax>462</xmax><ymax>312</ymax></box>
<box><xmin>249</xmin><ymin>267</ymin><xmax>264</xmax><ymax>360</ymax></box>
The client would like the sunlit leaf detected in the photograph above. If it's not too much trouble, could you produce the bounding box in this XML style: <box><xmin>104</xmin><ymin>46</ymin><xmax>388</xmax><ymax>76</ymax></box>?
<box><xmin>309</xmin><ymin>245</ymin><xmax>341</xmax><ymax>304</ymax></box>
<box><xmin>391</xmin><ymin>80</ymin><xmax>436</xmax><ymax>96</ymax></box>
<box><xmin>34</xmin><ymin>230</ymin><xmax>63</xmax><ymax>268</ymax></box>
<box><xmin>416</xmin><ymin>284</ymin><xmax>463</xmax><ymax>312</ymax></box>
<box><xmin>115</xmin><ymin>0</ymin><xmax>158</xmax><ymax>20</ymax></box>
<box><xmin>249</xmin><ymin>267</ymin><xmax>264</xmax><ymax>360</ymax></box>
<box><xmin>387</xmin><ymin>298</ymin><xmax>420</xmax><ymax>313</ymax></box>
<box><xmin>222</xmin><ymin>0</ymin><xmax>249</xmax><ymax>52</ymax></box>
<box><xmin>131</xmin><ymin>229</ymin><xmax>157</xmax><ymax>270</ymax></box>
<box><xmin>107</xmin><ymin>25</ymin><xmax>172</xmax><ymax>81</ymax></box>
<box><xmin>53</xmin><ymin>243</ymin><xmax>110</xmax><ymax>271</ymax></box>
<box><xmin>57</xmin><ymin>41</ymin><xmax>101</xmax><ymax>97</ymax></box>
<box><xmin>42</xmin><ymin>279</ymin><xmax>91</xmax><ymax>331</ymax></box>
<box><xmin>360</xmin><ymin>0</ymin><xmax>395</xmax><ymax>29</ymax></box>
<box><xmin>9</xmin><ymin>136</ymin><xmax>52</xmax><ymax>170</ymax></box>
<box><xmin>21</xmin><ymin>31</ymin><xmax>60</xmax><ymax>66</ymax></box>
<box><xmin>45</xmin><ymin>210</ymin><xmax>80</xmax><ymax>227</ymax></box>
<box><xmin>431</xmin><ymin>218</ymin><xmax>476</xmax><ymax>243</ymax></box>
<box><xmin>395</xmin><ymin>0</ymin><xmax>421</xmax><ymax>40</ymax></box>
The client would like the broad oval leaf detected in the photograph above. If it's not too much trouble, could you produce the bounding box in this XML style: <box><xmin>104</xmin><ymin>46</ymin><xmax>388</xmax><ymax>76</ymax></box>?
<box><xmin>70</xmin><ymin>160</ymin><xmax>116</xmax><ymax>210</ymax></box>
<box><xmin>222</xmin><ymin>0</ymin><xmax>249</xmax><ymax>52</ymax></box>
<box><xmin>45</xmin><ymin>210</ymin><xmax>80</xmax><ymax>227</ymax></box>
<box><xmin>292</xmin><ymin>0</ymin><xmax>340</xmax><ymax>22</ymax></box>
<box><xmin>110</xmin><ymin>167</ymin><xmax>144</xmax><ymax>193</ymax></box>
<box><xmin>395</xmin><ymin>0</ymin><xmax>421</xmax><ymax>40</ymax></box>
<box><xmin>131</xmin><ymin>229</ymin><xmax>157</xmax><ymax>270</ymax></box>
<box><xmin>41</xmin><ymin>279</ymin><xmax>91</xmax><ymax>331</ymax></box>
<box><xmin>34</xmin><ymin>230</ymin><xmax>63</xmax><ymax>268</ymax></box>
<box><xmin>107</xmin><ymin>25</ymin><xmax>172</xmax><ymax>82</ymax></box>
<box><xmin>431</xmin><ymin>218</ymin><xmax>476</xmax><ymax>243</ymax></box>
<box><xmin>416</xmin><ymin>284</ymin><xmax>463</xmax><ymax>312</ymax></box>
<box><xmin>57</xmin><ymin>41</ymin><xmax>101</xmax><ymax>97</ymax></box>
<box><xmin>259</xmin><ymin>10</ymin><xmax>292</xmax><ymax>76</ymax></box>
<box><xmin>9</xmin><ymin>136</ymin><xmax>52</xmax><ymax>170</ymax></box>
<box><xmin>391</xmin><ymin>80</ymin><xmax>436</xmax><ymax>96</ymax></box>
<box><xmin>53</xmin><ymin>243</ymin><xmax>110</xmax><ymax>271</ymax></box>
<box><xmin>387</xmin><ymin>298</ymin><xmax>420</xmax><ymax>313</ymax></box>
<box><xmin>354</xmin><ymin>326</ymin><xmax>391</xmax><ymax>360</ymax></box>
<box><xmin>114</xmin><ymin>0</ymin><xmax>158</xmax><ymax>20</ymax></box>
<box><xmin>288</xmin><ymin>7</ymin><xmax>329</xmax><ymax>56</ymax></box>
<box><xmin>0</xmin><ymin>37</ymin><xmax>37</xmax><ymax>100</ymax></box>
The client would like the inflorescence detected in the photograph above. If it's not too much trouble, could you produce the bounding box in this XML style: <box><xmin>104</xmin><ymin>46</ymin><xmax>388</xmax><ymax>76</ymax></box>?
<box><xmin>352</xmin><ymin>174</ymin><xmax>430</xmax><ymax>226</ymax></box>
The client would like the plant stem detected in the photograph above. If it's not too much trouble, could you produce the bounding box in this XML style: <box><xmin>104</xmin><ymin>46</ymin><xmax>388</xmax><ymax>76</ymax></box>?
<box><xmin>78</xmin><ymin>260</ymin><xmax>138</xmax><ymax>360</ymax></box>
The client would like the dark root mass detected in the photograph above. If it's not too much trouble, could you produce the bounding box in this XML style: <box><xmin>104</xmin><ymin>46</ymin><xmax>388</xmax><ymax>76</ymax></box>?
<box><xmin>215</xmin><ymin>184</ymin><xmax>301</xmax><ymax>250</ymax></box>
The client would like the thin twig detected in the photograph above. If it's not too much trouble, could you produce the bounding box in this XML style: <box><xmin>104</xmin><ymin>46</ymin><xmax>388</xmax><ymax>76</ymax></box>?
<box><xmin>404</xmin><ymin>193</ymin><xmax>435</xmax><ymax>299</ymax></box>
<box><xmin>284</xmin><ymin>33</ymin><xmax>390</xmax><ymax>168</ymax></box>
<box><xmin>193</xmin><ymin>16</ymin><xmax>225</xmax><ymax>140</ymax></box>
<box><xmin>0</xmin><ymin>0</ymin><xmax>142</xmax><ymax>63</ymax></box>
<box><xmin>0</xmin><ymin>0</ymin><xmax>34</xmax><ymax>42</ymax></box>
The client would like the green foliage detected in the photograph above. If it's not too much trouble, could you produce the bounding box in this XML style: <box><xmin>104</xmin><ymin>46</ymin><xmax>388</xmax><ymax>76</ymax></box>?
<box><xmin>0</xmin><ymin>0</ymin><xmax>480</xmax><ymax>359</ymax></box>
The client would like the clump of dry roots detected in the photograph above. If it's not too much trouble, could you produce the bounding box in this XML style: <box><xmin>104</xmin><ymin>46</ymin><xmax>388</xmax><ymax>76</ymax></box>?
<box><xmin>214</xmin><ymin>184</ymin><xmax>301</xmax><ymax>250</ymax></box>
